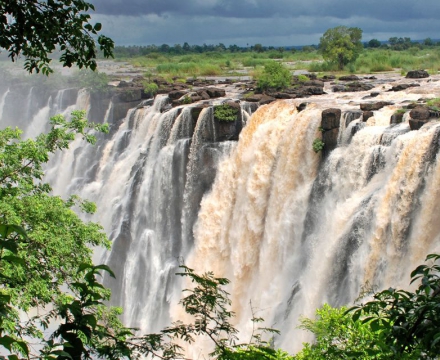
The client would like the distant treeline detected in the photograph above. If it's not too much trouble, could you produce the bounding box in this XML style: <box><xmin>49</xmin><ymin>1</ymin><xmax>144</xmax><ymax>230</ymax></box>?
<box><xmin>112</xmin><ymin>37</ymin><xmax>440</xmax><ymax>58</ymax></box>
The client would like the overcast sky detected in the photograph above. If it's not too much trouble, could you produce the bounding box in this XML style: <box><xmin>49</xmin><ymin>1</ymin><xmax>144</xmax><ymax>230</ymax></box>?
<box><xmin>89</xmin><ymin>0</ymin><xmax>440</xmax><ymax>47</ymax></box>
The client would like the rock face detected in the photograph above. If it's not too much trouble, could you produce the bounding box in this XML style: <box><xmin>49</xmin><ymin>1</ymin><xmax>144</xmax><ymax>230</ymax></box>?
<box><xmin>244</xmin><ymin>94</ymin><xmax>276</xmax><ymax>105</ymax></box>
<box><xmin>389</xmin><ymin>83</ymin><xmax>420</xmax><ymax>92</ymax></box>
<box><xmin>363</xmin><ymin>111</ymin><xmax>374</xmax><ymax>122</ymax></box>
<box><xmin>321</xmin><ymin>108</ymin><xmax>342</xmax><ymax>154</ymax></box>
<box><xmin>339</xmin><ymin>75</ymin><xmax>360</xmax><ymax>81</ymax></box>
<box><xmin>410</xmin><ymin>106</ymin><xmax>430</xmax><ymax>120</ymax></box>
<box><xmin>391</xmin><ymin>112</ymin><xmax>405</xmax><ymax>124</ymax></box>
<box><xmin>409</xmin><ymin>106</ymin><xmax>430</xmax><ymax>130</ymax></box>
<box><xmin>332</xmin><ymin>82</ymin><xmax>375</xmax><ymax>92</ymax></box>
<box><xmin>406</xmin><ymin>70</ymin><xmax>429</xmax><ymax>79</ymax></box>
<box><xmin>213</xmin><ymin>102</ymin><xmax>243</xmax><ymax>141</ymax></box>
<box><xmin>360</xmin><ymin>101</ymin><xmax>394</xmax><ymax>111</ymax></box>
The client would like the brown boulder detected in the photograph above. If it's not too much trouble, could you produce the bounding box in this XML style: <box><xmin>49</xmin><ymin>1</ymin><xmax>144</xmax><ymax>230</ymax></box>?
<box><xmin>409</xmin><ymin>119</ymin><xmax>428</xmax><ymax>130</ymax></box>
<box><xmin>360</xmin><ymin>101</ymin><xmax>394</xmax><ymax>111</ymax></box>
<box><xmin>406</xmin><ymin>70</ymin><xmax>429</xmax><ymax>79</ymax></box>
<box><xmin>169</xmin><ymin>89</ymin><xmax>188</xmax><ymax>100</ymax></box>
<box><xmin>205</xmin><ymin>87</ymin><xmax>226</xmax><ymax>98</ymax></box>
<box><xmin>410</xmin><ymin>106</ymin><xmax>430</xmax><ymax>120</ymax></box>
<box><xmin>244</xmin><ymin>94</ymin><xmax>276</xmax><ymax>104</ymax></box>
<box><xmin>321</xmin><ymin>108</ymin><xmax>341</xmax><ymax>130</ymax></box>
<box><xmin>363</xmin><ymin>111</ymin><xmax>374</xmax><ymax>122</ymax></box>
<box><xmin>389</xmin><ymin>83</ymin><xmax>420</xmax><ymax>92</ymax></box>
<box><xmin>339</xmin><ymin>75</ymin><xmax>360</xmax><ymax>81</ymax></box>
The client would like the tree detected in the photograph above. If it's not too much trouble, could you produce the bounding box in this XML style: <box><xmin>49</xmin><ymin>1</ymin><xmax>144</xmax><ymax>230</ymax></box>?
<box><xmin>293</xmin><ymin>304</ymin><xmax>389</xmax><ymax>360</ymax></box>
<box><xmin>0</xmin><ymin>112</ymin><xmax>139</xmax><ymax>358</ymax></box>
<box><xmin>349</xmin><ymin>253</ymin><xmax>440</xmax><ymax>359</ymax></box>
<box><xmin>0</xmin><ymin>0</ymin><xmax>114</xmax><ymax>75</ymax></box>
<box><xmin>295</xmin><ymin>254</ymin><xmax>440</xmax><ymax>359</ymax></box>
<box><xmin>254</xmin><ymin>44</ymin><xmax>264</xmax><ymax>53</ymax></box>
<box><xmin>319</xmin><ymin>26</ymin><xmax>363</xmax><ymax>70</ymax></box>
<box><xmin>256</xmin><ymin>61</ymin><xmax>291</xmax><ymax>91</ymax></box>
<box><xmin>424</xmin><ymin>38</ymin><xmax>434</xmax><ymax>47</ymax></box>
<box><xmin>367</xmin><ymin>39</ymin><xmax>381</xmax><ymax>48</ymax></box>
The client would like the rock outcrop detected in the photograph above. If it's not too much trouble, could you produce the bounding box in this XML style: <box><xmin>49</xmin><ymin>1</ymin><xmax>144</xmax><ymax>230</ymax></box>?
<box><xmin>321</xmin><ymin>108</ymin><xmax>342</xmax><ymax>154</ymax></box>
<box><xmin>406</xmin><ymin>70</ymin><xmax>429</xmax><ymax>79</ymax></box>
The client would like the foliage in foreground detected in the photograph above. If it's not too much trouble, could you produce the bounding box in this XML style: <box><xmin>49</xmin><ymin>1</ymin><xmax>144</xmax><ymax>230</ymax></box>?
<box><xmin>294</xmin><ymin>253</ymin><xmax>440</xmax><ymax>360</ymax></box>
<box><xmin>0</xmin><ymin>0</ymin><xmax>114</xmax><ymax>74</ymax></box>
<box><xmin>0</xmin><ymin>111</ymin><xmax>137</xmax><ymax>359</ymax></box>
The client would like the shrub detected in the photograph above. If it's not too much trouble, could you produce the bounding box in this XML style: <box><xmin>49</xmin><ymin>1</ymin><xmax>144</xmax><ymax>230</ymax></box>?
<box><xmin>312</xmin><ymin>138</ymin><xmax>325</xmax><ymax>153</ymax></box>
<box><xmin>214</xmin><ymin>104</ymin><xmax>239</xmax><ymax>122</ymax></box>
<box><xmin>256</xmin><ymin>61</ymin><xmax>291</xmax><ymax>91</ymax></box>
<box><xmin>143</xmin><ymin>81</ymin><xmax>159</xmax><ymax>97</ymax></box>
<box><xmin>296</xmin><ymin>74</ymin><xmax>309</xmax><ymax>83</ymax></box>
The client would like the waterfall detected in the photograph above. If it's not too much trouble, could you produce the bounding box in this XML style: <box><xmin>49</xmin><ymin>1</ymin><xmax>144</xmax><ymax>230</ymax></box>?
<box><xmin>0</xmin><ymin>88</ymin><xmax>10</xmax><ymax>120</ymax></box>
<box><xmin>189</xmin><ymin>100</ymin><xmax>440</xmax><ymax>353</ymax></box>
<box><xmin>1</xmin><ymin>78</ymin><xmax>440</xmax><ymax>354</ymax></box>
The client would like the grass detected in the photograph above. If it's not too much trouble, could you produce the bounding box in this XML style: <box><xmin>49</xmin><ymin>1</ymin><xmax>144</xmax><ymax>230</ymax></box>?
<box><xmin>114</xmin><ymin>47</ymin><xmax>440</xmax><ymax>81</ymax></box>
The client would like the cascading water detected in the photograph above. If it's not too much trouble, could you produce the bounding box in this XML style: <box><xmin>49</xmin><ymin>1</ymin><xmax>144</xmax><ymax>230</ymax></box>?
<box><xmin>1</xmin><ymin>75</ymin><xmax>440</xmax><ymax>354</ymax></box>
<box><xmin>189</xmin><ymin>99</ymin><xmax>440</xmax><ymax>353</ymax></box>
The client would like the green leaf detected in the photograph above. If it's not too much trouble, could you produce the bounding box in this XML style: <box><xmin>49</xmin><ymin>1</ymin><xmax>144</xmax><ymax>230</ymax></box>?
<box><xmin>0</xmin><ymin>336</ymin><xmax>16</xmax><ymax>351</ymax></box>
<box><xmin>2</xmin><ymin>255</ymin><xmax>26</xmax><ymax>266</ymax></box>
<box><xmin>94</xmin><ymin>23</ymin><xmax>102</xmax><ymax>31</ymax></box>
<box><xmin>93</xmin><ymin>264</ymin><xmax>116</xmax><ymax>278</ymax></box>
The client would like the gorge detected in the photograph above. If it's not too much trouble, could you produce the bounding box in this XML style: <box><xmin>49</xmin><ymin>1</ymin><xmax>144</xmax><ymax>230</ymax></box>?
<box><xmin>1</xmin><ymin>72</ymin><xmax>439</xmax><ymax>354</ymax></box>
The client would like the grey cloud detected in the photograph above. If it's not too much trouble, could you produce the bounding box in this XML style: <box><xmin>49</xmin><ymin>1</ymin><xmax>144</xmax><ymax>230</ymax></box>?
<box><xmin>90</xmin><ymin>0</ymin><xmax>440</xmax><ymax>23</ymax></box>
<box><xmin>93</xmin><ymin>11</ymin><xmax>440</xmax><ymax>47</ymax></box>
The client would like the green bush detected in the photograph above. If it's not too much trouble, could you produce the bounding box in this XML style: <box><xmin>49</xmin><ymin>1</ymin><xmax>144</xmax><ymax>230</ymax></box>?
<box><xmin>312</xmin><ymin>138</ymin><xmax>325</xmax><ymax>153</ymax></box>
<box><xmin>256</xmin><ymin>61</ymin><xmax>291</xmax><ymax>91</ymax></box>
<box><xmin>143</xmin><ymin>81</ymin><xmax>159</xmax><ymax>97</ymax></box>
<box><xmin>214</xmin><ymin>104</ymin><xmax>239</xmax><ymax>122</ymax></box>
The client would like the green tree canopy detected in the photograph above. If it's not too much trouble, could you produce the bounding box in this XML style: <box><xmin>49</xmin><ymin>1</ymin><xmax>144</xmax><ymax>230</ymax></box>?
<box><xmin>367</xmin><ymin>39</ymin><xmax>381</xmax><ymax>48</ymax></box>
<box><xmin>319</xmin><ymin>26</ymin><xmax>363</xmax><ymax>70</ymax></box>
<box><xmin>0</xmin><ymin>0</ymin><xmax>114</xmax><ymax>74</ymax></box>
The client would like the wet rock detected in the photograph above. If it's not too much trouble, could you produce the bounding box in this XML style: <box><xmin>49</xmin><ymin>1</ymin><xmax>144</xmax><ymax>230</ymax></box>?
<box><xmin>363</xmin><ymin>111</ymin><xmax>374</xmax><ymax>122</ymax></box>
<box><xmin>321</xmin><ymin>75</ymin><xmax>336</xmax><ymax>81</ymax></box>
<box><xmin>332</xmin><ymin>82</ymin><xmax>375</xmax><ymax>92</ymax></box>
<box><xmin>169</xmin><ymin>89</ymin><xmax>188</xmax><ymax>100</ymax></box>
<box><xmin>389</xmin><ymin>83</ymin><xmax>420</xmax><ymax>91</ymax></box>
<box><xmin>117</xmin><ymin>80</ymin><xmax>130</xmax><ymax>88</ymax></box>
<box><xmin>332</xmin><ymin>85</ymin><xmax>346</xmax><ymax>92</ymax></box>
<box><xmin>271</xmin><ymin>92</ymin><xmax>294</xmax><ymax>99</ymax></box>
<box><xmin>114</xmin><ymin>88</ymin><xmax>142</xmax><ymax>103</ymax></box>
<box><xmin>409</xmin><ymin>119</ymin><xmax>429</xmax><ymax>130</ymax></box>
<box><xmin>391</xmin><ymin>112</ymin><xmax>405</xmax><ymax>124</ymax></box>
<box><xmin>360</xmin><ymin>101</ymin><xmax>394</xmax><ymax>111</ymax></box>
<box><xmin>197</xmin><ymin>90</ymin><xmax>210</xmax><ymax>100</ymax></box>
<box><xmin>406</xmin><ymin>70</ymin><xmax>429</xmax><ymax>79</ymax></box>
<box><xmin>303</xmin><ymin>86</ymin><xmax>326</xmax><ymax>95</ymax></box>
<box><xmin>213</xmin><ymin>103</ymin><xmax>243</xmax><ymax>141</ymax></box>
<box><xmin>322</xmin><ymin>128</ymin><xmax>339</xmax><ymax>151</ymax></box>
<box><xmin>321</xmin><ymin>108</ymin><xmax>341</xmax><ymax>130</ymax></box>
<box><xmin>410</xmin><ymin>106</ymin><xmax>430</xmax><ymax>120</ymax></box>
<box><xmin>297</xmin><ymin>102</ymin><xmax>308</xmax><ymax>112</ymax></box>
<box><xmin>244</xmin><ymin>94</ymin><xmax>276</xmax><ymax>105</ymax></box>
<box><xmin>321</xmin><ymin>108</ymin><xmax>342</xmax><ymax>154</ymax></box>
<box><xmin>205</xmin><ymin>87</ymin><xmax>226</xmax><ymax>98</ymax></box>
<box><xmin>304</xmin><ymin>80</ymin><xmax>324</xmax><ymax>87</ymax></box>
<box><xmin>339</xmin><ymin>75</ymin><xmax>360</xmax><ymax>81</ymax></box>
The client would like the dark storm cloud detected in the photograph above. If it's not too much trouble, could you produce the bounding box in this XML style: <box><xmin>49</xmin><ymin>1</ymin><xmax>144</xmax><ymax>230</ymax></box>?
<box><xmin>89</xmin><ymin>0</ymin><xmax>440</xmax><ymax>46</ymax></box>
<box><xmin>90</xmin><ymin>0</ymin><xmax>440</xmax><ymax>22</ymax></box>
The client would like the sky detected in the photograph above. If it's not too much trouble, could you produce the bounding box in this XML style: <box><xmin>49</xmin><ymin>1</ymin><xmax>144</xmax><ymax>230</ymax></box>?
<box><xmin>89</xmin><ymin>0</ymin><xmax>440</xmax><ymax>47</ymax></box>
